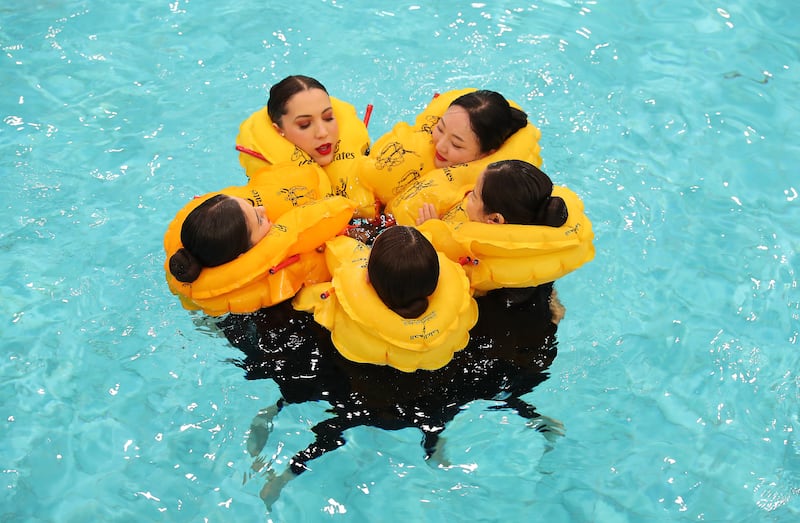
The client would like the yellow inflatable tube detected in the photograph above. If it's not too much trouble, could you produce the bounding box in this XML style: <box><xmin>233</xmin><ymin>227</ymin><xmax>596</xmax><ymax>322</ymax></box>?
<box><xmin>242</xmin><ymin>163</ymin><xmax>332</xmax><ymax>221</ymax></box>
<box><xmin>164</xmin><ymin>194</ymin><xmax>356</xmax><ymax>316</ymax></box>
<box><xmin>418</xmin><ymin>186</ymin><xmax>595</xmax><ymax>292</ymax></box>
<box><xmin>357</xmin><ymin>88</ymin><xmax>542</xmax><ymax>221</ymax></box>
<box><xmin>237</xmin><ymin>97</ymin><xmax>376</xmax><ymax>218</ymax></box>
<box><xmin>293</xmin><ymin>235</ymin><xmax>478</xmax><ymax>372</ymax></box>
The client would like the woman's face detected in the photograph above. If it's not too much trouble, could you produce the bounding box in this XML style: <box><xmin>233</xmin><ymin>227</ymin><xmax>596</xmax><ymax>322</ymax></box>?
<box><xmin>431</xmin><ymin>106</ymin><xmax>487</xmax><ymax>169</ymax></box>
<box><xmin>236</xmin><ymin>198</ymin><xmax>272</xmax><ymax>247</ymax></box>
<box><xmin>274</xmin><ymin>88</ymin><xmax>340</xmax><ymax>167</ymax></box>
<box><xmin>465</xmin><ymin>171</ymin><xmax>489</xmax><ymax>223</ymax></box>
<box><xmin>465</xmin><ymin>170</ymin><xmax>504</xmax><ymax>224</ymax></box>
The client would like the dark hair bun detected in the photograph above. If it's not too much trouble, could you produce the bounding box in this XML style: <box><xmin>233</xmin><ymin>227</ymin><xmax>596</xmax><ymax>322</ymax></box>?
<box><xmin>393</xmin><ymin>297</ymin><xmax>429</xmax><ymax>319</ymax></box>
<box><xmin>169</xmin><ymin>247</ymin><xmax>202</xmax><ymax>283</ymax></box>
<box><xmin>540</xmin><ymin>196</ymin><xmax>568</xmax><ymax>227</ymax></box>
<box><xmin>507</xmin><ymin>107</ymin><xmax>528</xmax><ymax>139</ymax></box>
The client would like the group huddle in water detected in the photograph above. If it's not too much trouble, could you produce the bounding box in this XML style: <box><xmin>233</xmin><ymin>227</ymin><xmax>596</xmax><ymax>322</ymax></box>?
<box><xmin>163</xmin><ymin>75</ymin><xmax>595</xmax><ymax>507</ymax></box>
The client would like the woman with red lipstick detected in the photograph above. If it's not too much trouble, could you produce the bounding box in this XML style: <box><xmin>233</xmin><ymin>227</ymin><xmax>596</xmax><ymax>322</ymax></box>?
<box><xmin>237</xmin><ymin>75</ymin><xmax>377</xmax><ymax>219</ymax></box>
<box><xmin>266</xmin><ymin>76</ymin><xmax>342</xmax><ymax>167</ymax></box>
<box><xmin>359</xmin><ymin>88</ymin><xmax>543</xmax><ymax>225</ymax></box>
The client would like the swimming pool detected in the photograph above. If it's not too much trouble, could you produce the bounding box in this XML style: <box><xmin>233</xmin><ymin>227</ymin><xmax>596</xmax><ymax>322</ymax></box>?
<box><xmin>2</xmin><ymin>0</ymin><xmax>798</xmax><ymax>521</ymax></box>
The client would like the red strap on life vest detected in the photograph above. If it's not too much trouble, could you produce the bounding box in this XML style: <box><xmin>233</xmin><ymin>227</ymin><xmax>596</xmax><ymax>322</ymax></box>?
<box><xmin>268</xmin><ymin>254</ymin><xmax>300</xmax><ymax>274</ymax></box>
<box><xmin>363</xmin><ymin>104</ymin><xmax>374</xmax><ymax>127</ymax></box>
<box><xmin>236</xmin><ymin>144</ymin><xmax>267</xmax><ymax>161</ymax></box>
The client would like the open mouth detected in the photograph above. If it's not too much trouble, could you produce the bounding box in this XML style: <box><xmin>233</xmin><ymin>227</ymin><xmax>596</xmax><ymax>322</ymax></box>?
<box><xmin>316</xmin><ymin>143</ymin><xmax>332</xmax><ymax>155</ymax></box>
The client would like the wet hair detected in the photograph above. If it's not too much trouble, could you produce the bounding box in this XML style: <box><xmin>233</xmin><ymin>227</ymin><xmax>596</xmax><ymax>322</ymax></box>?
<box><xmin>168</xmin><ymin>194</ymin><xmax>251</xmax><ymax>283</ymax></box>
<box><xmin>368</xmin><ymin>226</ymin><xmax>440</xmax><ymax>319</ymax></box>
<box><xmin>267</xmin><ymin>75</ymin><xmax>329</xmax><ymax>127</ymax></box>
<box><xmin>480</xmin><ymin>160</ymin><xmax>568</xmax><ymax>227</ymax></box>
<box><xmin>450</xmin><ymin>90</ymin><xmax>528</xmax><ymax>154</ymax></box>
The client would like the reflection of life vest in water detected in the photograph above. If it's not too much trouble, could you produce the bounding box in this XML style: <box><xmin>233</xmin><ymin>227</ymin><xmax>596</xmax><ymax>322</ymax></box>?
<box><xmin>164</xmin><ymin>193</ymin><xmax>356</xmax><ymax>316</ymax></box>
<box><xmin>293</xmin><ymin>235</ymin><xmax>478</xmax><ymax>372</ymax></box>
<box><xmin>236</xmin><ymin>97</ymin><xmax>377</xmax><ymax>219</ymax></box>
<box><xmin>357</xmin><ymin>88</ymin><xmax>543</xmax><ymax>224</ymax></box>
<box><xmin>418</xmin><ymin>186</ymin><xmax>596</xmax><ymax>292</ymax></box>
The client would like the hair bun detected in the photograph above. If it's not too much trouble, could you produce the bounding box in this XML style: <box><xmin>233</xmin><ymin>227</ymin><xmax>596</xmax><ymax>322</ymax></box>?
<box><xmin>394</xmin><ymin>297</ymin><xmax>429</xmax><ymax>319</ymax></box>
<box><xmin>169</xmin><ymin>248</ymin><xmax>202</xmax><ymax>283</ymax></box>
<box><xmin>540</xmin><ymin>196</ymin><xmax>568</xmax><ymax>227</ymax></box>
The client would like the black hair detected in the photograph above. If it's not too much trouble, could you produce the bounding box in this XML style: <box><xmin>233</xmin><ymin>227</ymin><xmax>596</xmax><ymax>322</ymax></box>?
<box><xmin>450</xmin><ymin>90</ymin><xmax>528</xmax><ymax>153</ymax></box>
<box><xmin>367</xmin><ymin>226</ymin><xmax>440</xmax><ymax>319</ymax></box>
<box><xmin>168</xmin><ymin>194</ymin><xmax>251</xmax><ymax>283</ymax></box>
<box><xmin>267</xmin><ymin>75</ymin><xmax>329</xmax><ymax>126</ymax></box>
<box><xmin>480</xmin><ymin>160</ymin><xmax>568</xmax><ymax>227</ymax></box>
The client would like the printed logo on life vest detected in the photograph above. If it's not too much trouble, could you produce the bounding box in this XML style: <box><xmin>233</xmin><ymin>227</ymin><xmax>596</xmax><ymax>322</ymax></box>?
<box><xmin>392</xmin><ymin>166</ymin><xmax>423</xmax><ymax>195</ymax></box>
<box><xmin>333</xmin><ymin>178</ymin><xmax>349</xmax><ymax>199</ymax></box>
<box><xmin>405</xmin><ymin>311</ymin><xmax>440</xmax><ymax>341</ymax></box>
<box><xmin>398</xmin><ymin>179</ymin><xmax>435</xmax><ymax>202</ymax></box>
<box><xmin>332</xmin><ymin>140</ymin><xmax>354</xmax><ymax>162</ymax></box>
<box><xmin>246</xmin><ymin>193</ymin><xmax>263</xmax><ymax>208</ymax></box>
<box><xmin>419</xmin><ymin>115</ymin><xmax>440</xmax><ymax>134</ymax></box>
<box><xmin>564</xmin><ymin>222</ymin><xmax>581</xmax><ymax>236</ymax></box>
<box><xmin>291</xmin><ymin>146</ymin><xmax>314</xmax><ymax>165</ymax></box>
<box><xmin>441</xmin><ymin>203</ymin><xmax>464</xmax><ymax>222</ymax></box>
<box><xmin>280</xmin><ymin>186</ymin><xmax>314</xmax><ymax>206</ymax></box>
<box><xmin>441</xmin><ymin>163</ymin><xmax>469</xmax><ymax>183</ymax></box>
<box><xmin>376</xmin><ymin>141</ymin><xmax>421</xmax><ymax>172</ymax></box>
<box><xmin>352</xmin><ymin>240</ymin><xmax>370</xmax><ymax>267</ymax></box>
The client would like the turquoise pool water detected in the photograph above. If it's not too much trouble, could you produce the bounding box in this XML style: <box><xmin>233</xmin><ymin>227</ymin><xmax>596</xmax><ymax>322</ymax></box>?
<box><xmin>2</xmin><ymin>1</ymin><xmax>798</xmax><ymax>521</ymax></box>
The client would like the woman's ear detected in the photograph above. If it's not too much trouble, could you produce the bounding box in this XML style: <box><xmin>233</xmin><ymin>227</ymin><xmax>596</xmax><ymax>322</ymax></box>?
<box><xmin>486</xmin><ymin>213</ymin><xmax>505</xmax><ymax>224</ymax></box>
<box><xmin>272</xmin><ymin>122</ymin><xmax>284</xmax><ymax>136</ymax></box>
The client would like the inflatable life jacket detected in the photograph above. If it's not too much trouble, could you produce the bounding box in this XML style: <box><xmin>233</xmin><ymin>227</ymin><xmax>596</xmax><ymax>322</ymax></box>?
<box><xmin>357</xmin><ymin>88</ymin><xmax>543</xmax><ymax>223</ymax></box>
<box><xmin>236</xmin><ymin>97</ymin><xmax>377</xmax><ymax>219</ymax></box>
<box><xmin>244</xmin><ymin>163</ymin><xmax>332</xmax><ymax>222</ymax></box>
<box><xmin>164</xmin><ymin>194</ymin><xmax>356</xmax><ymax>316</ymax></box>
<box><xmin>417</xmin><ymin>186</ymin><xmax>595</xmax><ymax>293</ymax></box>
<box><xmin>293</xmin><ymin>235</ymin><xmax>478</xmax><ymax>372</ymax></box>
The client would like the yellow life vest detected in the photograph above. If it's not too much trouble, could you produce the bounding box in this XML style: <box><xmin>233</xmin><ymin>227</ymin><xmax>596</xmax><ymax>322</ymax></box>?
<box><xmin>236</xmin><ymin>97</ymin><xmax>377</xmax><ymax>219</ymax></box>
<box><xmin>357</xmin><ymin>88</ymin><xmax>543</xmax><ymax>224</ymax></box>
<box><xmin>293</xmin><ymin>236</ymin><xmax>478</xmax><ymax>372</ymax></box>
<box><xmin>164</xmin><ymin>193</ymin><xmax>356</xmax><ymax>316</ymax></box>
<box><xmin>243</xmin><ymin>163</ymin><xmax>332</xmax><ymax>222</ymax></box>
<box><xmin>417</xmin><ymin>186</ymin><xmax>595</xmax><ymax>292</ymax></box>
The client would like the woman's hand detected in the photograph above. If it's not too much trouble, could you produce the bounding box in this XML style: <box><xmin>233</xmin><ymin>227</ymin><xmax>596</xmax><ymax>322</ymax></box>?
<box><xmin>416</xmin><ymin>203</ymin><xmax>439</xmax><ymax>225</ymax></box>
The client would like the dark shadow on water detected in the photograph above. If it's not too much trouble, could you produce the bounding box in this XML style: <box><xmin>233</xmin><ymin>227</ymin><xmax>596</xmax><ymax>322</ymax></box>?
<box><xmin>217</xmin><ymin>283</ymin><xmax>562</xmax><ymax>507</ymax></box>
